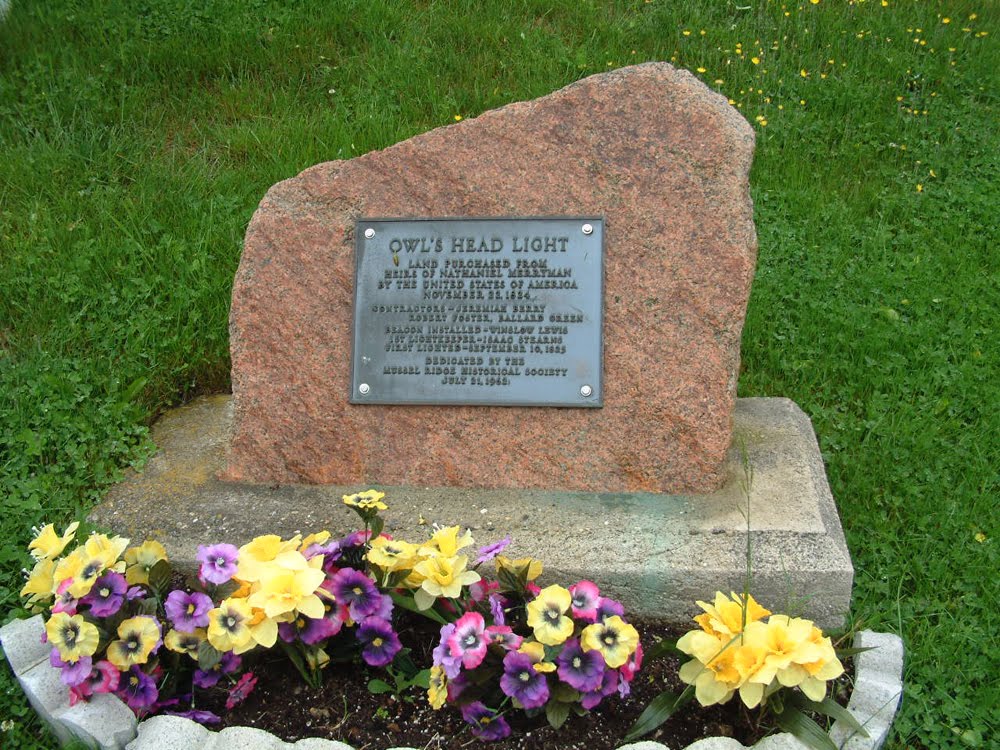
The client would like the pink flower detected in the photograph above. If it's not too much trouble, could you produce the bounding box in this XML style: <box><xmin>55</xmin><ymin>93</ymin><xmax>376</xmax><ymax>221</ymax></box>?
<box><xmin>225</xmin><ymin>672</ymin><xmax>258</xmax><ymax>710</ymax></box>
<box><xmin>569</xmin><ymin>581</ymin><xmax>601</xmax><ymax>622</ymax></box>
<box><xmin>448</xmin><ymin>612</ymin><xmax>488</xmax><ymax>669</ymax></box>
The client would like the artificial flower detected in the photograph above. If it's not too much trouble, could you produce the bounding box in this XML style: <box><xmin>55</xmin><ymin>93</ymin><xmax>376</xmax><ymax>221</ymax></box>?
<box><xmin>20</xmin><ymin>558</ymin><xmax>57</xmax><ymax>601</ymax></box>
<box><xmin>329</xmin><ymin>568</ymin><xmax>383</xmax><ymax>620</ymax></box>
<box><xmin>475</xmin><ymin>536</ymin><xmax>512</xmax><ymax>565</ymax></box>
<box><xmin>500</xmin><ymin>651</ymin><xmax>550</xmax><ymax>708</ymax></box>
<box><xmin>165</xmin><ymin>590</ymin><xmax>213</xmax><ymax>632</ymax></box>
<box><xmin>526</xmin><ymin>585</ymin><xmax>574</xmax><ymax>646</ymax></box>
<box><xmin>118</xmin><ymin>666</ymin><xmax>158</xmax><ymax>711</ymax></box>
<box><xmin>428</xmin><ymin>665</ymin><xmax>448</xmax><ymax>710</ymax></box>
<box><xmin>164</xmin><ymin>628</ymin><xmax>206</xmax><ymax>659</ymax></box>
<box><xmin>247</xmin><ymin>556</ymin><xmax>326</xmax><ymax>620</ymax></box>
<box><xmin>419</xmin><ymin>526</ymin><xmax>474</xmax><ymax>558</ymax></box>
<box><xmin>569</xmin><ymin>580</ymin><xmax>601</xmax><ymax>622</ymax></box>
<box><xmin>356</xmin><ymin>617</ymin><xmax>402</xmax><ymax>667</ymax></box>
<box><xmin>580</xmin><ymin>667</ymin><xmax>619</xmax><ymax>710</ymax></box>
<box><xmin>460</xmin><ymin>701</ymin><xmax>511</xmax><ymax>741</ymax></box>
<box><xmin>556</xmin><ymin>638</ymin><xmax>606</xmax><ymax>692</ymax></box>
<box><xmin>367</xmin><ymin>536</ymin><xmax>418</xmax><ymax>572</ymax></box>
<box><xmin>49</xmin><ymin>649</ymin><xmax>92</xmax><ymax>687</ymax></box>
<box><xmin>123</xmin><ymin>541</ymin><xmax>168</xmax><ymax>585</ymax></box>
<box><xmin>28</xmin><ymin>522</ymin><xmax>79</xmax><ymax>560</ymax></box>
<box><xmin>693</xmin><ymin>591</ymin><xmax>771</xmax><ymax>638</ymax></box>
<box><xmin>225</xmin><ymin>672</ymin><xmax>258</xmax><ymax>710</ymax></box>
<box><xmin>414</xmin><ymin>555</ymin><xmax>480</xmax><ymax>608</ymax></box>
<box><xmin>196</xmin><ymin>543</ymin><xmax>239</xmax><ymax>585</ymax></box>
<box><xmin>106</xmin><ymin>616</ymin><xmax>162</xmax><ymax>670</ymax></box>
<box><xmin>342</xmin><ymin>489</ymin><xmax>388</xmax><ymax>511</ymax></box>
<box><xmin>206</xmin><ymin>598</ymin><xmax>254</xmax><ymax>653</ymax></box>
<box><xmin>581</xmin><ymin>615</ymin><xmax>639</xmax><ymax>668</ymax></box>
<box><xmin>517</xmin><ymin>641</ymin><xmax>557</xmax><ymax>673</ymax></box>
<box><xmin>448</xmin><ymin>612</ymin><xmax>488</xmax><ymax>669</ymax></box>
<box><xmin>236</xmin><ymin>534</ymin><xmax>300</xmax><ymax>583</ymax></box>
<box><xmin>80</xmin><ymin>571</ymin><xmax>127</xmax><ymax>617</ymax></box>
<box><xmin>45</xmin><ymin>612</ymin><xmax>99</xmax><ymax>663</ymax></box>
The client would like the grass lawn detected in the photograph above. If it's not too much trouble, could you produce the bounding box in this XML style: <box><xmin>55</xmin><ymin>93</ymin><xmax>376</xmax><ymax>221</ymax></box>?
<box><xmin>0</xmin><ymin>1</ymin><xmax>996</xmax><ymax>747</ymax></box>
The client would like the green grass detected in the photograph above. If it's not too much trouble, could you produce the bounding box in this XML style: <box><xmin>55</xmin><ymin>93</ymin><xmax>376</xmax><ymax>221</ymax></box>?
<box><xmin>0</xmin><ymin>1</ymin><xmax>996</xmax><ymax>747</ymax></box>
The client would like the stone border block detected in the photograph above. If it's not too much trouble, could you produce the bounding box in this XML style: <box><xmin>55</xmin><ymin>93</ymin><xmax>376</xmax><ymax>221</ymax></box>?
<box><xmin>1</xmin><ymin>615</ymin><xmax>51</xmax><ymax>675</ymax></box>
<box><xmin>4</xmin><ymin>615</ymin><xmax>903</xmax><ymax>750</ymax></box>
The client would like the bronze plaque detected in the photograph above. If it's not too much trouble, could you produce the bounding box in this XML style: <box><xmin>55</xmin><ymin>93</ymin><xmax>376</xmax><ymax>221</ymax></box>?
<box><xmin>351</xmin><ymin>217</ymin><xmax>603</xmax><ymax>407</ymax></box>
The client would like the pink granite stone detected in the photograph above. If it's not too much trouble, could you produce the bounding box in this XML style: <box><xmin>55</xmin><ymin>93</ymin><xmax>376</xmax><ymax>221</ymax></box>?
<box><xmin>224</xmin><ymin>63</ymin><xmax>757</xmax><ymax>493</ymax></box>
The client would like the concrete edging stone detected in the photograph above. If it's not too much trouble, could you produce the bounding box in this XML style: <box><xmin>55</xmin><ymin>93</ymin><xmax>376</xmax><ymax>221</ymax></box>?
<box><xmin>2</xmin><ymin>616</ymin><xmax>903</xmax><ymax>750</ymax></box>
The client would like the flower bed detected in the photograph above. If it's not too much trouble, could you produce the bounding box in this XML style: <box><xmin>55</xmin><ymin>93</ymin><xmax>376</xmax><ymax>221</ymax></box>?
<box><xmin>3</xmin><ymin>492</ymin><xmax>904</xmax><ymax>749</ymax></box>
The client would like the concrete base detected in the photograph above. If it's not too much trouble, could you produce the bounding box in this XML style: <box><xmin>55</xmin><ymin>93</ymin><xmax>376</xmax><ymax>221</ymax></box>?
<box><xmin>90</xmin><ymin>395</ymin><xmax>853</xmax><ymax>629</ymax></box>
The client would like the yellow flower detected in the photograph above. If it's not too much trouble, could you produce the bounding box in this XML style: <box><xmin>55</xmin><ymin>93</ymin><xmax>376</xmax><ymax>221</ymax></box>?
<box><xmin>164</xmin><ymin>628</ymin><xmax>206</xmax><ymax>659</ymax></box>
<box><xmin>124</xmin><ymin>541</ymin><xmax>168</xmax><ymax>585</ymax></box>
<box><xmin>495</xmin><ymin>555</ymin><xmax>543</xmax><ymax>582</ymax></box>
<box><xmin>298</xmin><ymin>531</ymin><xmax>331</xmax><ymax>553</ymax></box>
<box><xmin>45</xmin><ymin>613</ymin><xmax>99</xmax><ymax>663</ymax></box>
<box><xmin>517</xmin><ymin>640</ymin><xmax>557</xmax><ymax>673</ymax></box>
<box><xmin>207</xmin><ymin>597</ymin><xmax>254</xmax><ymax>653</ymax></box>
<box><xmin>693</xmin><ymin>592</ymin><xmax>771</xmax><ymax>638</ymax></box>
<box><xmin>83</xmin><ymin>533</ymin><xmax>130</xmax><ymax>565</ymax></box>
<box><xmin>20</xmin><ymin>558</ymin><xmax>57</xmax><ymax>601</ymax></box>
<box><xmin>419</xmin><ymin>526</ymin><xmax>473</xmax><ymax>558</ymax></box>
<box><xmin>236</xmin><ymin>534</ymin><xmax>301</xmax><ymax>582</ymax></box>
<box><xmin>247</xmin><ymin>553</ymin><xmax>326</xmax><ymax>619</ymax></box>
<box><xmin>233</xmin><ymin>606</ymin><xmax>281</xmax><ymax>655</ymax></box>
<box><xmin>428</xmin><ymin>665</ymin><xmax>448</xmax><ymax>709</ymax></box>
<box><xmin>367</xmin><ymin>537</ymin><xmax>418</xmax><ymax>572</ymax></box>
<box><xmin>342</xmin><ymin>489</ymin><xmax>387</xmax><ymax>511</ymax></box>
<box><xmin>106</xmin><ymin>616</ymin><xmax>161</xmax><ymax>670</ymax></box>
<box><xmin>413</xmin><ymin>555</ymin><xmax>480</xmax><ymax>608</ymax></box>
<box><xmin>28</xmin><ymin>522</ymin><xmax>79</xmax><ymax>560</ymax></box>
<box><xmin>53</xmin><ymin>547</ymin><xmax>107</xmax><ymax>599</ymax></box>
<box><xmin>581</xmin><ymin>615</ymin><xmax>639</xmax><ymax>668</ymax></box>
<box><xmin>526</xmin><ymin>585</ymin><xmax>574</xmax><ymax>646</ymax></box>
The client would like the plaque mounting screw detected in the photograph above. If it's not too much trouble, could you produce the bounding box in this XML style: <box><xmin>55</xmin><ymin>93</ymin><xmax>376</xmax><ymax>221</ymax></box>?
<box><xmin>359</xmin><ymin>383</ymin><xmax>371</xmax><ymax>395</ymax></box>
<box><xmin>364</xmin><ymin>228</ymin><xmax>375</xmax><ymax>239</ymax></box>
<box><xmin>580</xmin><ymin>385</ymin><xmax>593</xmax><ymax>397</ymax></box>
<box><xmin>582</xmin><ymin>223</ymin><xmax>593</xmax><ymax>236</ymax></box>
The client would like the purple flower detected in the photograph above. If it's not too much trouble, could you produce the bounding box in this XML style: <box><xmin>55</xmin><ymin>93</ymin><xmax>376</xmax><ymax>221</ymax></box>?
<box><xmin>621</xmin><ymin>640</ymin><xmax>644</xmax><ymax>683</ymax></box>
<box><xmin>485</xmin><ymin>625</ymin><xmax>522</xmax><ymax>651</ymax></box>
<box><xmin>500</xmin><ymin>651</ymin><xmax>550</xmax><ymax>709</ymax></box>
<box><xmin>126</xmin><ymin>585</ymin><xmax>145</xmax><ymax>601</ymax></box>
<box><xmin>569</xmin><ymin>580</ymin><xmax>601</xmax><ymax>623</ymax></box>
<box><xmin>196</xmin><ymin>543</ymin><xmax>239</xmax><ymax>585</ymax></box>
<box><xmin>164</xmin><ymin>591</ymin><xmax>213</xmax><ymax>633</ymax></box>
<box><xmin>556</xmin><ymin>639</ymin><xmax>606</xmax><ymax>692</ymax></box>
<box><xmin>460</xmin><ymin>701</ymin><xmax>511</xmax><ymax>741</ymax></box>
<box><xmin>489</xmin><ymin>593</ymin><xmax>507</xmax><ymax>626</ymax></box>
<box><xmin>50</xmin><ymin>649</ymin><xmax>92</xmax><ymax>687</ymax></box>
<box><xmin>303</xmin><ymin>539</ymin><xmax>341</xmax><ymax>560</ymax></box>
<box><xmin>595</xmin><ymin>597</ymin><xmax>625</xmax><ymax>622</ymax></box>
<box><xmin>80</xmin><ymin>572</ymin><xmax>127</xmax><ymax>617</ymax></box>
<box><xmin>475</xmin><ymin>536</ymin><xmax>512</xmax><ymax>565</ymax></box>
<box><xmin>356</xmin><ymin>617</ymin><xmax>402</xmax><ymax>667</ymax></box>
<box><xmin>165</xmin><ymin>709</ymin><xmax>221</xmax><ymax>725</ymax></box>
<box><xmin>279</xmin><ymin>614</ymin><xmax>340</xmax><ymax>645</ymax></box>
<box><xmin>448</xmin><ymin>612</ymin><xmax>488</xmax><ymax>669</ymax></box>
<box><xmin>340</xmin><ymin>530</ymin><xmax>372</xmax><ymax>548</ymax></box>
<box><xmin>330</xmin><ymin>568</ymin><xmax>382</xmax><ymax>620</ymax></box>
<box><xmin>193</xmin><ymin>651</ymin><xmax>241</xmax><ymax>688</ymax></box>
<box><xmin>51</xmin><ymin>581</ymin><xmax>78</xmax><ymax>616</ymax></box>
<box><xmin>118</xmin><ymin>666</ymin><xmax>158</xmax><ymax>711</ymax></box>
<box><xmin>580</xmin><ymin>667</ymin><xmax>619</xmax><ymax>709</ymax></box>
<box><xmin>433</xmin><ymin>623</ymin><xmax>463</xmax><ymax>679</ymax></box>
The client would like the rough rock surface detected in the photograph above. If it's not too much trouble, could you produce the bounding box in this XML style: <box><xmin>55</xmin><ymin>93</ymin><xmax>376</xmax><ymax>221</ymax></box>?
<box><xmin>225</xmin><ymin>62</ymin><xmax>757</xmax><ymax>493</ymax></box>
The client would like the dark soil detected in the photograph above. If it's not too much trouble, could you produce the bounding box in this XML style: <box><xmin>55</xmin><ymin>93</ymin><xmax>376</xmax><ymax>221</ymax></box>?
<box><xmin>202</xmin><ymin>618</ymin><xmax>853</xmax><ymax>750</ymax></box>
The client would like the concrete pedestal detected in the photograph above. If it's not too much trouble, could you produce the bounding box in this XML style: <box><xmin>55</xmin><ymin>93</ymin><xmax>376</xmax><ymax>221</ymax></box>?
<box><xmin>90</xmin><ymin>395</ymin><xmax>853</xmax><ymax>629</ymax></box>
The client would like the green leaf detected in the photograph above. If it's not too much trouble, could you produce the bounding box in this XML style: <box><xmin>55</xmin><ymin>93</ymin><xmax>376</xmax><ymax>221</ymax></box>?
<box><xmin>546</xmin><ymin>700</ymin><xmax>570</xmax><ymax>729</ymax></box>
<box><xmin>370</xmin><ymin>516</ymin><xmax>385</xmax><ymax>540</ymax></box>
<box><xmin>413</xmin><ymin>587</ymin><xmax>437</xmax><ymax>611</ymax></box>
<box><xmin>773</xmin><ymin>706</ymin><xmax>839</xmax><ymax>750</ymax></box>
<box><xmin>644</xmin><ymin>637</ymin><xmax>683</xmax><ymax>661</ymax></box>
<box><xmin>624</xmin><ymin>688</ymin><xmax>691</xmax><ymax>742</ymax></box>
<box><xmin>197</xmin><ymin>641</ymin><xmax>222</xmax><ymax>672</ymax></box>
<box><xmin>835</xmin><ymin>646</ymin><xmax>875</xmax><ymax>657</ymax></box>
<box><xmin>147</xmin><ymin>559</ymin><xmax>172</xmax><ymax>594</ymax></box>
<box><xmin>410</xmin><ymin>669</ymin><xmax>431</xmax><ymax>690</ymax></box>
<box><xmin>137</xmin><ymin>597</ymin><xmax>158</xmax><ymax>616</ymax></box>
<box><xmin>367</xmin><ymin>678</ymin><xmax>394</xmax><ymax>694</ymax></box>
<box><xmin>551</xmin><ymin>682</ymin><xmax>581</xmax><ymax>703</ymax></box>
<box><xmin>787</xmin><ymin>693</ymin><xmax>869</xmax><ymax>738</ymax></box>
